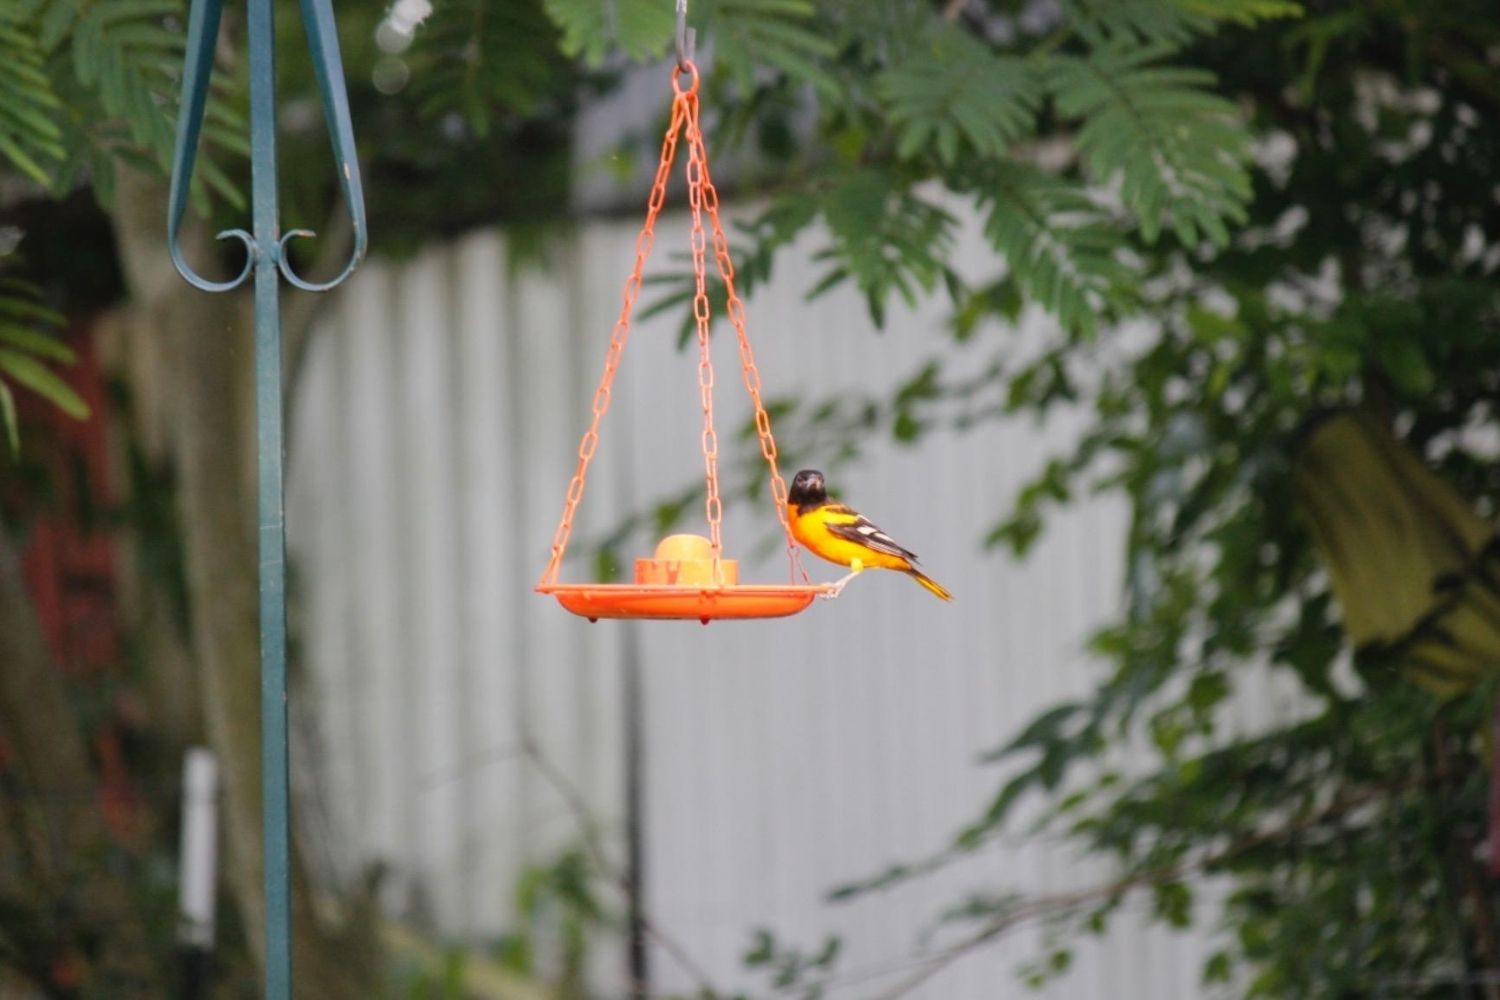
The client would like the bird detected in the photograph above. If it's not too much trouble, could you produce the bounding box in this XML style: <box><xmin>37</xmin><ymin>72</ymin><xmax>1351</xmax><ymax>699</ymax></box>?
<box><xmin>785</xmin><ymin>468</ymin><xmax>952</xmax><ymax>601</ymax></box>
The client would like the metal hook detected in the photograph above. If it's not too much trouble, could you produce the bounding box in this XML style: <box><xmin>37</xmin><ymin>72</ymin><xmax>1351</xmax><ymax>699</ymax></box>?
<box><xmin>675</xmin><ymin>0</ymin><xmax>695</xmax><ymax>69</ymax></box>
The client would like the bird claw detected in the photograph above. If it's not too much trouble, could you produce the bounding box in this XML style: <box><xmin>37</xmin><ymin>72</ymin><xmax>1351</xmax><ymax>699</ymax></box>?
<box><xmin>821</xmin><ymin>568</ymin><xmax>861</xmax><ymax>599</ymax></box>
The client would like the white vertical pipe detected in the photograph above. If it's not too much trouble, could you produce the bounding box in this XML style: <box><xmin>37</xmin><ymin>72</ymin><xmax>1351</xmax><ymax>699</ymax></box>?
<box><xmin>178</xmin><ymin>747</ymin><xmax>219</xmax><ymax>949</ymax></box>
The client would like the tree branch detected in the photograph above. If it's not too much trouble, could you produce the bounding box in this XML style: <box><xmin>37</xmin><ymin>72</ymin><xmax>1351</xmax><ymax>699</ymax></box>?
<box><xmin>869</xmin><ymin>781</ymin><xmax>1411</xmax><ymax>999</ymax></box>
<box><xmin>519</xmin><ymin>733</ymin><xmax>720</xmax><ymax>997</ymax></box>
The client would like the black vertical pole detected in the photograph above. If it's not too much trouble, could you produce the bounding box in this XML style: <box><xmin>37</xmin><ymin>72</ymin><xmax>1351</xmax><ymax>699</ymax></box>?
<box><xmin>622</xmin><ymin>622</ymin><xmax>649</xmax><ymax>997</ymax></box>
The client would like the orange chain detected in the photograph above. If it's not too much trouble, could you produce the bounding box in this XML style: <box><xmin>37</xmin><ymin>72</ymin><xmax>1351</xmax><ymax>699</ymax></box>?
<box><xmin>538</xmin><ymin>83</ymin><xmax>686</xmax><ymax>587</ymax></box>
<box><xmin>538</xmin><ymin>60</ymin><xmax>805</xmax><ymax>587</ymax></box>
<box><xmin>684</xmin><ymin>98</ymin><xmax>809</xmax><ymax>582</ymax></box>
<box><xmin>682</xmin><ymin>84</ymin><xmax>725</xmax><ymax>582</ymax></box>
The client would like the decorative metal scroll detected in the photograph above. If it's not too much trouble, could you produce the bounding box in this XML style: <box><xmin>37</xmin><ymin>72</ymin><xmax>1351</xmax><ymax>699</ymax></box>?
<box><xmin>167</xmin><ymin>0</ymin><xmax>366</xmax><ymax>994</ymax></box>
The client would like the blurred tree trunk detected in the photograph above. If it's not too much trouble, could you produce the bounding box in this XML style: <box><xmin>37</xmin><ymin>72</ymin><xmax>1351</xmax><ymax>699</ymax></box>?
<box><xmin>101</xmin><ymin>354</ymin><xmax>205</xmax><ymax>750</ymax></box>
<box><xmin>107</xmin><ymin>165</ymin><xmax>378</xmax><ymax>996</ymax></box>
<box><xmin>0</xmin><ymin>526</ymin><xmax>157</xmax><ymax>993</ymax></box>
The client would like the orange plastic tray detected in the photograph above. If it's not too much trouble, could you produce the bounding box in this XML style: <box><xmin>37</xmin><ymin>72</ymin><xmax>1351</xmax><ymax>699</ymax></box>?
<box><xmin>538</xmin><ymin>583</ymin><xmax>833</xmax><ymax>623</ymax></box>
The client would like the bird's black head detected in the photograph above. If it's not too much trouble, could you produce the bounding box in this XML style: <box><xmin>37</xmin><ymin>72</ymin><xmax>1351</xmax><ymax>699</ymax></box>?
<box><xmin>788</xmin><ymin>469</ymin><xmax>827</xmax><ymax>508</ymax></box>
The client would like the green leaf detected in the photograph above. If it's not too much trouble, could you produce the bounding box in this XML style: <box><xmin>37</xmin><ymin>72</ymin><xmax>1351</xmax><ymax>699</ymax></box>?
<box><xmin>542</xmin><ymin>0</ymin><xmax>674</xmax><ymax>66</ymax></box>
<box><xmin>0</xmin><ymin>294</ymin><xmax>64</xmax><ymax>326</ymax></box>
<box><xmin>0</xmin><ymin>348</ymin><xmax>89</xmax><ymax>419</ymax></box>
<box><xmin>0</xmin><ymin>8</ymin><xmax>66</xmax><ymax>184</ymax></box>
<box><xmin>1177</xmin><ymin>0</ymin><xmax>1302</xmax><ymax>27</ymax></box>
<box><xmin>743</xmin><ymin>929</ymin><xmax>775</xmax><ymax>966</ymax></box>
<box><xmin>0</xmin><ymin>381</ymin><xmax>17</xmax><ymax>456</ymax></box>
<box><xmin>0</xmin><ymin>323</ymin><xmax>75</xmax><ymax>362</ymax></box>
<box><xmin>1152</xmin><ymin>880</ymin><xmax>1193</xmax><ymax>928</ymax></box>
<box><xmin>0</xmin><ymin>129</ymin><xmax>54</xmax><ymax>184</ymax></box>
<box><xmin>15</xmin><ymin>0</ymin><xmax>245</xmax><ymax>204</ymax></box>
<box><xmin>412</xmin><ymin>0</ymin><xmax>571</xmax><ymax>135</ymax></box>
<box><xmin>1062</xmin><ymin>0</ymin><xmax>1299</xmax><ymax>48</ymax></box>
<box><xmin>981</xmin><ymin>702</ymin><xmax>1085</xmax><ymax>762</ymax></box>
<box><xmin>1373</xmin><ymin>332</ymin><xmax>1435</xmax><ymax>396</ymax></box>
<box><xmin>815</xmin><ymin>168</ymin><xmax>955</xmax><ymax>326</ymax></box>
<box><xmin>878</xmin><ymin>22</ymin><xmax>1040</xmax><ymax>165</ymax></box>
<box><xmin>1050</xmin><ymin>42</ymin><xmax>1253</xmax><ymax>246</ymax></box>
<box><xmin>697</xmin><ymin>0</ymin><xmax>839</xmax><ymax>98</ymax></box>
<box><xmin>970</xmin><ymin>163</ymin><xmax>1133</xmax><ymax>337</ymax></box>
<box><xmin>37</xmin><ymin>0</ymin><xmax>80</xmax><ymax>51</ymax></box>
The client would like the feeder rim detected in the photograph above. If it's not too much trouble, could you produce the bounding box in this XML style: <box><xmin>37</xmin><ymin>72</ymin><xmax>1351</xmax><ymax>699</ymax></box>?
<box><xmin>539</xmin><ymin>581</ymin><xmax>839</xmax><ymax>622</ymax></box>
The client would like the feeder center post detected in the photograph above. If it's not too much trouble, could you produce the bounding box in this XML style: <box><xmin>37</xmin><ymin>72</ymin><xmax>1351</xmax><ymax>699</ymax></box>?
<box><xmin>167</xmin><ymin>0</ymin><xmax>367</xmax><ymax>994</ymax></box>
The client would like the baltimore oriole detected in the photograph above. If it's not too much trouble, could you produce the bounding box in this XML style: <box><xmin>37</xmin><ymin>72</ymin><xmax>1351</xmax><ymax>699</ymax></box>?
<box><xmin>786</xmin><ymin>469</ymin><xmax>953</xmax><ymax>601</ymax></box>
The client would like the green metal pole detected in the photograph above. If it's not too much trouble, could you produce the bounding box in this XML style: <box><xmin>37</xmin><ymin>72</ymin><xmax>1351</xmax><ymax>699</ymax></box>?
<box><xmin>167</xmin><ymin>0</ymin><xmax>367</xmax><ymax>992</ymax></box>
<box><xmin>244</xmin><ymin>0</ymin><xmax>293</xmax><ymax>993</ymax></box>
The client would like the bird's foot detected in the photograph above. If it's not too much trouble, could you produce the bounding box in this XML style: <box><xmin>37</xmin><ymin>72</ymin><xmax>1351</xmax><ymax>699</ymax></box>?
<box><xmin>825</xmin><ymin>563</ymin><xmax>863</xmax><ymax>598</ymax></box>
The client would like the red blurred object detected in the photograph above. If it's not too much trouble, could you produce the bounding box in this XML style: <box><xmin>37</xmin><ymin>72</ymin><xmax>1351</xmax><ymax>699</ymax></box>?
<box><xmin>10</xmin><ymin>319</ymin><xmax>139</xmax><ymax>839</ymax></box>
<box><xmin>17</xmin><ymin>322</ymin><xmax>118</xmax><ymax>673</ymax></box>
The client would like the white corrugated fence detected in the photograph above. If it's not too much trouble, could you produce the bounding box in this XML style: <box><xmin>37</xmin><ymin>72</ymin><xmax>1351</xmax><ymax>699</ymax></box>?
<box><xmin>286</xmin><ymin>207</ymin><xmax>1301</xmax><ymax>997</ymax></box>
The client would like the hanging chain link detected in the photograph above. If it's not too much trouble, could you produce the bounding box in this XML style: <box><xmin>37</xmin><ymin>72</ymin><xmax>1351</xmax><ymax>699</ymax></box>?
<box><xmin>682</xmin><ymin>85</ymin><xmax>725</xmax><ymax>581</ymax></box>
<box><xmin>686</xmin><ymin>109</ymin><xmax>809</xmax><ymax>582</ymax></box>
<box><xmin>539</xmin><ymin>60</ymin><xmax>807</xmax><ymax>588</ymax></box>
<box><xmin>539</xmin><ymin>86</ymin><xmax>688</xmax><ymax>587</ymax></box>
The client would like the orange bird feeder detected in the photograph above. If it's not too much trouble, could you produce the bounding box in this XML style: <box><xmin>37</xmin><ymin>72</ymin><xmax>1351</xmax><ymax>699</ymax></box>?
<box><xmin>536</xmin><ymin>59</ymin><xmax>832</xmax><ymax>623</ymax></box>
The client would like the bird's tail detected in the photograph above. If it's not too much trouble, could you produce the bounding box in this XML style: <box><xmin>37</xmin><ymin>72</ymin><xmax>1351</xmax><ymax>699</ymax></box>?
<box><xmin>905</xmin><ymin>567</ymin><xmax>953</xmax><ymax>602</ymax></box>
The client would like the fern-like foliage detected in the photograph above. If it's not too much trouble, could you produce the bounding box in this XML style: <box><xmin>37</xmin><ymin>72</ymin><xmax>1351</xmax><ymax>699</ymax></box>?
<box><xmin>542</xmin><ymin>0</ymin><xmax>674</xmax><ymax>66</ymax></box>
<box><xmin>640</xmin><ymin>171</ymin><xmax>954</xmax><ymax>335</ymax></box>
<box><xmin>0</xmin><ymin>276</ymin><xmax>88</xmax><ymax>455</ymax></box>
<box><xmin>70</xmin><ymin>1</ymin><xmax>183</xmax><ymax>163</ymax></box>
<box><xmin>813</xmin><ymin>168</ymin><xmax>956</xmax><ymax>326</ymax></box>
<box><xmin>542</xmin><ymin>0</ymin><xmax>838</xmax><ymax>99</ymax></box>
<box><xmin>1050</xmin><ymin>42</ymin><xmax>1251</xmax><ymax>246</ymax></box>
<box><xmin>0</xmin><ymin>0</ymin><xmax>246</xmax><ymax>206</ymax></box>
<box><xmin>0</xmin><ymin>7</ymin><xmax>65</xmax><ymax>184</ymax></box>
<box><xmin>878</xmin><ymin>22</ymin><xmax>1041</xmax><ymax>165</ymax></box>
<box><xmin>411</xmin><ymin>0</ymin><xmax>570</xmax><ymax>136</ymax></box>
<box><xmin>1062</xmin><ymin>0</ymin><xmax>1302</xmax><ymax>47</ymax></box>
<box><xmin>584</xmin><ymin>0</ymin><xmax>1296</xmax><ymax>338</ymax></box>
<box><xmin>969</xmin><ymin>164</ymin><xmax>1133</xmax><ymax>337</ymax></box>
<box><xmin>694</xmin><ymin>0</ymin><xmax>838</xmax><ymax>98</ymax></box>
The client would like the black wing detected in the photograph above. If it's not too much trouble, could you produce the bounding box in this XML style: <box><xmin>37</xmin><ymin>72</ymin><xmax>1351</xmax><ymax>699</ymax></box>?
<box><xmin>824</xmin><ymin>504</ymin><xmax>919</xmax><ymax>561</ymax></box>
